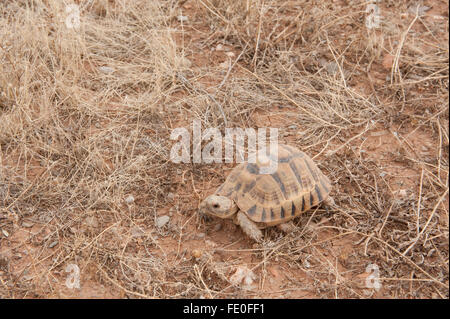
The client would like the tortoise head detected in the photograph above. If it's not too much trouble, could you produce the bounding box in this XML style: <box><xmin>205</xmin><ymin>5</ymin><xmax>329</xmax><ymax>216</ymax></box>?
<box><xmin>199</xmin><ymin>195</ymin><xmax>238</xmax><ymax>219</ymax></box>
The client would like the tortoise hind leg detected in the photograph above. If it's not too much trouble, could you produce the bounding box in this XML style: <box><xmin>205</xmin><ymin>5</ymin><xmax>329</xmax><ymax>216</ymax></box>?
<box><xmin>236</xmin><ymin>211</ymin><xmax>263</xmax><ymax>242</ymax></box>
<box><xmin>277</xmin><ymin>222</ymin><xmax>296</xmax><ymax>233</ymax></box>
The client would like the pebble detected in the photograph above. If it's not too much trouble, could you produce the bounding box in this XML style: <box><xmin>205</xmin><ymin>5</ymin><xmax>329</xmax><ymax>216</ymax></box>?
<box><xmin>48</xmin><ymin>241</ymin><xmax>58</xmax><ymax>248</ymax></box>
<box><xmin>191</xmin><ymin>249</ymin><xmax>202</xmax><ymax>258</ymax></box>
<box><xmin>177</xmin><ymin>15</ymin><xmax>188</xmax><ymax>22</ymax></box>
<box><xmin>303</xmin><ymin>259</ymin><xmax>311</xmax><ymax>268</ymax></box>
<box><xmin>205</xmin><ymin>240</ymin><xmax>217</xmax><ymax>247</ymax></box>
<box><xmin>398</xmin><ymin>189</ymin><xmax>408</xmax><ymax>197</ymax></box>
<box><xmin>408</xmin><ymin>5</ymin><xmax>431</xmax><ymax>16</ymax></box>
<box><xmin>99</xmin><ymin>66</ymin><xmax>115</xmax><ymax>74</ymax></box>
<box><xmin>288</xmin><ymin>125</ymin><xmax>297</xmax><ymax>129</ymax></box>
<box><xmin>156</xmin><ymin>215</ymin><xmax>170</xmax><ymax>228</ymax></box>
<box><xmin>125</xmin><ymin>195</ymin><xmax>135</xmax><ymax>204</ymax></box>
<box><xmin>213</xmin><ymin>223</ymin><xmax>222</xmax><ymax>232</ymax></box>
<box><xmin>22</xmin><ymin>221</ymin><xmax>34</xmax><ymax>228</ymax></box>
<box><xmin>219</xmin><ymin>61</ymin><xmax>230</xmax><ymax>69</ymax></box>
<box><xmin>131</xmin><ymin>226</ymin><xmax>144</xmax><ymax>237</ymax></box>
<box><xmin>196</xmin><ymin>232</ymin><xmax>205</xmax><ymax>239</ymax></box>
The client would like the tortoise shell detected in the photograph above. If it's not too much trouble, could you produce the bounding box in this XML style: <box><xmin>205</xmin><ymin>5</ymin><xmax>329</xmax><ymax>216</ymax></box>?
<box><xmin>215</xmin><ymin>144</ymin><xmax>332</xmax><ymax>226</ymax></box>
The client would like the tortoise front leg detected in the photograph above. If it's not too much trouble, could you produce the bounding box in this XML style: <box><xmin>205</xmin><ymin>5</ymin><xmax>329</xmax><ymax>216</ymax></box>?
<box><xmin>236</xmin><ymin>211</ymin><xmax>263</xmax><ymax>242</ymax></box>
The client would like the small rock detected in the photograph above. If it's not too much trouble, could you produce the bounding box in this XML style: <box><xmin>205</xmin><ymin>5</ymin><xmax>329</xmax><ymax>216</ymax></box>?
<box><xmin>408</xmin><ymin>5</ymin><xmax>431</xmax><ymax>16</ymax></box>
<box><xmin>131</xmin><ymin>226</ymin><xmax>144</xmax><ymax>237</ymax></box>
<box><xmin>319</xmin><ymin>58</ymin><xmax>339</xmax><ymax>75</ymax></box>
<box><xmin>99</xmin><ymin>66</ymin><xmax>115</xmax><ymax>74</ymax></box>
<box><xmin>225</xmin><ymin>51</ymin><xmax>235</xmax><ymax>58</ymax></box>
<box><xmin>196</xmin><ymin>232</ymin><xmax>205</xmax><ymax>239</ymax></box>
<box><xmin>177</xmin><ymin>15</ymin><xmax>188</xmax><ymax>22</ymax></box>
<box><xmin>22</xmin><ymin>221</ymin><xmax>34</xmax><ymax>228</ymax></box>
<box><xmin>48</xmin><ymin>241</ymin><xmax>58</xmax><ymax>248</ymax></box>
<box><xmin>191</xmin><ymin>249</ymin><xmax>202</xmax><ymax>258</ymax></box>
<box><xmin>213</xmin><ymin>223</ymin><xmax>222</xmax><ymax>232</ymax></box>
<box><xmin>288</xmin><ymin>125</ymin><xmax>297</xmax><ymax>129</ymax></box>
<box><xmin>205</xmin><ymin>240</ymin><xmax>217</xmax><ymax>247</ymax></box>
<box><xmin>125</xmin><ymin>195</ymin><xmax>135</xmax><ymax>204</ymax></box>
<box><xmin>398</xmin><ymin>189</ymin><xmax>408</xmax><ymax>197</ymax></box>
<box><xmin>2</xmin><ymin>229</ymin><xmax>9</xmax><ymax>237</ymax></box>
<box><xmin>303</xmin><ymin>259</ymin><xmax>311</xmax><ymax>268</ymax></box>
<box><xmin>219</xmin><ymin>61</ymin><xmax>230</xmax><ymax>69</ymax></box>
<box><xmin>215</xmin><ymin>44</ymin><xmax>224</xmax><ymax>51</ymax></box>
<box><xmin>156</xmin><ymin>215</ymin><xmax>170</xmax><ymax>228</ymax></box>
<box><xmin>167</xmin><ymin>192</ymin><xmax>175</xmax><ymax>201</ymax></box>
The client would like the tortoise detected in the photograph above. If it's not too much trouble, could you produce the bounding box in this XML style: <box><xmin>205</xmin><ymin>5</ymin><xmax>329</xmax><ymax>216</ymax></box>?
<box><xmin>198</xmin><ymin>144</ymin><xmax>334</xmax><ymax>242</ymax></box>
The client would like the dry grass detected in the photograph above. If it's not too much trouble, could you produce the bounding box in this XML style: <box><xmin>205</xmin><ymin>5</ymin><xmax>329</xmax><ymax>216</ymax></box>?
<box><xmin>0</xmin><ymin>0</ymin><xmax>448</xmax><ymax>298</ymax></box>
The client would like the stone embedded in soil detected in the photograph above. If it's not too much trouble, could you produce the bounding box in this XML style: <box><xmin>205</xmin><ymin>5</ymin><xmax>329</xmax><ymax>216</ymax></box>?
<box><xmin>131</xmin><ymin>226</ymin><xmax>144</xmax><ymax>237</ymax></box>
<box><xmin>99</xmin><ymin>66</ymin><xmax>115</xmax><ymax>74</ymax></box>
<box><xmin>156</xmin><ymin>215</ymin><xmax>170</xmax><ymax>228</ymax></box>
<box><xmin>397</xmin><ymin>189</ymin><xmax>408</xmax><ymax>198</ymax></box>
<box><xmin>219</xmin><ymin>61</ymin><xmax>230</xmax><ymax>69</ymax></box>
<box><xmin>205</xmin><ymin>240</ymin><xmax>217</xmax><ymax>247</ymax></box>
<box><xmin>22</xmin><ymin>221</ymin><xmax>34</xmax><ymax>228</ymax></box>
<box><xmin>48</xmin><ymin>241</ymin><xmax>58</xmax><ymax>248</ymax></box>
<box><xmin>213</xmin><ymin>223</ymin><xmax>222</xmax><ymax>232</ymax></box>
<box><xmin>125</xmin><ymin>194</ymin><xmax>135</xmax><ymax>204</ymax></box>
<box><xmin>177</xmin><ymin>15</ymin><xmax>188</xmax><ymax>22</ymax></box>
<box><xmin>191</xmin><ymin>249</ymin><xmax>202</xmax><ymax>258</ymax></box>
<box><xmin>196</xmin><ymin>232</ymin><xmax>205</xmax><ymax>239</ymax></box>
<box><xmin>408</xmin><ymin>5</ymin><xmax>431</xmax><ymax>16</ymax></box>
